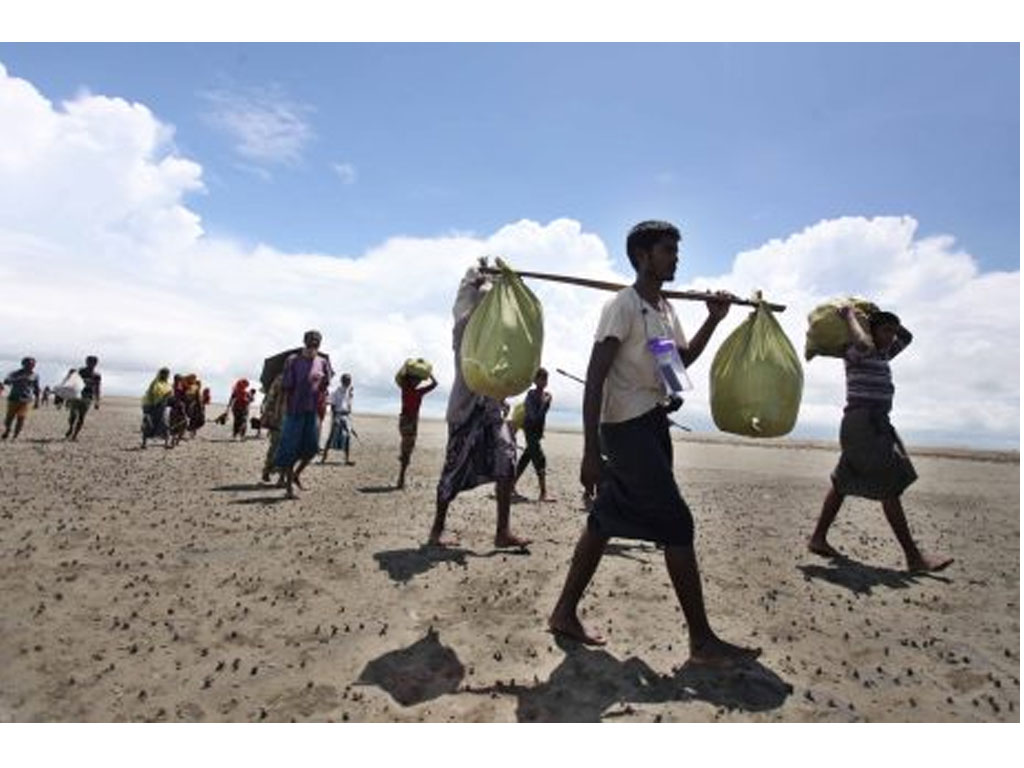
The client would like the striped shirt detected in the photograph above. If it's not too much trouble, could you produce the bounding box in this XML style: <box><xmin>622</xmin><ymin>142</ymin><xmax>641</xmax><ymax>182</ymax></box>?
<box><xmin>844</xmin><ymin>336</ymin><xmax>909</xmax><ymax>412</ymax></box>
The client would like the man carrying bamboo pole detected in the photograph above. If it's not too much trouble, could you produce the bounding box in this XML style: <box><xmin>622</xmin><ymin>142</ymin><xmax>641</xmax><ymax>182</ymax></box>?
<box><xmin>548</xmin><ymin>220</ymin><xmax>760</xmax><ymax>666</ymax></box>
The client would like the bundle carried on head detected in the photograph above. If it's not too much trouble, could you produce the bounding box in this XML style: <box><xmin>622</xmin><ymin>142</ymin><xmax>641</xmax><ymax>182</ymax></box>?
<box><xmin>395</xmin><ymin>358</ymin><xmax>433</xmax><ymax>386</ymax></box>
<box><xmin>804</xmin><ymin>297</ymin><xmax>879</xmax><ymax>361</ymax></box>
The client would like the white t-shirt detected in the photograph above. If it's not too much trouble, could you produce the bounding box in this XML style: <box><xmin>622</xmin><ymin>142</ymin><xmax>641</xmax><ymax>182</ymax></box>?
<box><xmin>594</xmin><ymin>287</ymin><xmax>688</xmax><ymax>424</ymax></box>
<box><xmin>330</xmin><ymin>384</ymin><xmax>353</xmax><ymax>413</ymax></box>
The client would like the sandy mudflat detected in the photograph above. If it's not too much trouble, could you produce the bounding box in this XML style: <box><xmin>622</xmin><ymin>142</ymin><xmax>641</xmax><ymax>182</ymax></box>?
<box><xmin>0</xmin><ymin>397</ymin><xmax>1018</xmax><ymax>722</ymax></box>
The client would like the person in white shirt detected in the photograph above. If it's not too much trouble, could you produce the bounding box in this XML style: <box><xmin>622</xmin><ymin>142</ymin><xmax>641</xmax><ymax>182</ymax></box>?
<box><xmin>322</xmin><ymin>374</ymin><xmax>354</xmax><ymax>465</ymax></box>
<box><xmin>548</xmin><ymin>220</ymin><xmax>760</xmax><ymax>668</ymax></box>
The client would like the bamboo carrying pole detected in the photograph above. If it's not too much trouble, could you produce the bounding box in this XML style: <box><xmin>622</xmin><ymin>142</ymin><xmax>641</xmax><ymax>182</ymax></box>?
<box><xmin>480</xmin><ymin>266</ymin><xmax>785</xmax><ymax>312</ymax></box>
<box><xmin>554</xmin><ymin>368</ymin><xmax>692</xmax><ymax>432</ymax></box>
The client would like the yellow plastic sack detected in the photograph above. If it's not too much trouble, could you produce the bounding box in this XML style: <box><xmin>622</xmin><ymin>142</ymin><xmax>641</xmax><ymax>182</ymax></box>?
<box><xmin>395</xmin><ymin>358</ymin><xmax>433</xmax><ymax>386</ymax></box>
<box><xmin>710</xmin><ymin>302</ymin><xmax>803</xmax><ymax>438</ymax></box>
<box><xmin>460</xmin><ymin>258</ymin><xmax>544</xmax><ymax>400</ymax></box>
<box><xmin>804</xmin><ymin>297</ymin><xmax>878</xmax><ymax>361</ymax></box>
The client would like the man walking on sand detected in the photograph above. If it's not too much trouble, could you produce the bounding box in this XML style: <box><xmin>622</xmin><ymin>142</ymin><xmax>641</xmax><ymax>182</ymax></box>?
<box><xmin>808</xmin><ymin>305</ymin><xmax>953</xmax><ymax>573</ymax></box>
<box><xmin>322</xmin><ymin>373</ymin><xmax>355</xmax><ymax>466</ymax></box>
<box><xmin>548</xmin><ymin>220</ymin><xmax>760</xmax><ymax>667</ymax></box>
<box><xmin>512</xmin><ymin>367</ymin><xmax>555</xmax><ymax>502</ymax></box>
<box><xmin>66</xmin><ymin>355</ymin><xmax>101</xmax><ymax>441</ymax></box>
<box><xmin>428</xmin><ymin>261</ymin><xmax>530</xmax><ymax>549</ymax></box>
<box><xmin>2</xmin><ymin>357</ymin><xmax>41</xmax><ymax>441</ymax></box>
<box><xmin>275</xmin><ymin>330</ymin><xmax>333</xmax><ymax>498</ymax></box>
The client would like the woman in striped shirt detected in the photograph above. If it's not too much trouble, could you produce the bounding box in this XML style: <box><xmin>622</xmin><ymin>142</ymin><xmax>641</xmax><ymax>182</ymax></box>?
<box><xmin>808</xmin><ymin>305</ymin><xmax>953</xmax><ymax>573</ymax></box>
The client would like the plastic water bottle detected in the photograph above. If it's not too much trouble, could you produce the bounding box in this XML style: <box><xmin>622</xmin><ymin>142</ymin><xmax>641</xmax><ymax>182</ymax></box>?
<box><xmin>647</xmin><ymin>338</ymin><xmax>691</xmax><ymax>395</ymax></box>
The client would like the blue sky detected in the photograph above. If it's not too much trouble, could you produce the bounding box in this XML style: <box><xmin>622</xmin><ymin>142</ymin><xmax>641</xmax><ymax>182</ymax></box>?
<box><xmin>0</xmin><ymin>43</ymin><xmax>1019</xmax><ymax>448</ymax></box>
<box><xmin>1</xmin><ymin>43</ymin><xmax>1017</xmax><ymax>275</ymax></box>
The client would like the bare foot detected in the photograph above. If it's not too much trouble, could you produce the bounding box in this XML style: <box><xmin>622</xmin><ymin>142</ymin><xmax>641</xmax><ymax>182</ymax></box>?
<box><xmin>495</xmin><ymin>532</ymin><xmax>531</xmax><ymax>549</ymax></box>
<box><xmin>808</xmin><ymin>538</ymin><xmax>842</xmax><ymax>558</ymax></box>
<box><xmin>907</xmin><ymin>553</ymin><xmax>954</xmax><ymax>573</ymax></box>
<box><xmin>548</xmin><ymin>613</ymin><xmax>606</xmax><ymax>646</ymax></box>
<box><xmin>688</xmin><ymin>636</ymin><xmax>762</xmax><ymax>668</ymax></box>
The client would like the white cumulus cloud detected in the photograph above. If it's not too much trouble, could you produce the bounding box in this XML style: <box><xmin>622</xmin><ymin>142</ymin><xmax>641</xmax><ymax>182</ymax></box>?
<box><xmin>670</xmin><ymin>216</ymin><xmax>1020</xmax><ymax>448</ymax></box>
<box><xmin>201</xmin><ymin>84</ymin><xmax>314</xmax><ymax>166</ymax></box>
<box><xmin>0</xmin><ymin>63</ymin><xmax>1018</xmax><ymax>450</ymax></box>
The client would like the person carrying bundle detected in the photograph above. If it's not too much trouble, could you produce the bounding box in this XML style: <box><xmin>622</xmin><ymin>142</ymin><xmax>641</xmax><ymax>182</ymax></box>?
<box><xmin>65</xmin><ymin>355</ymin><xmax>101</xmax><ymax>441</ymax></box>
<box><xmin>428</xmin><ymin>263</ymin><xmax>531</xmax><ymax>549</ymax></box>
<box><xmin>808</xmin><ymin>305</ymin><xmax>953</xmax><ymax>573</ymax></box>
<box><xmin>259</xmin><ymin>372</ymin><xmax>285</xmax><ymax>484</ymax></box>
<box><xmin>548</xmin><ymin>220</ymin><xmax>760</xmax><ymax>666</ymax></box>
<box><xmin>275</xmin><ymin>330</ymin><xmax>333</xmax><ymax>498</ymax></box>
<box><xmin>395</xmin><ymin>363</ymin><xmax>437</xmax><ymax>488</ymax></box>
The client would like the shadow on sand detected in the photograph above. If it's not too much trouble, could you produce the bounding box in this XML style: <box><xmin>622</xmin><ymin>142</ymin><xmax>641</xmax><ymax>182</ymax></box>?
<box><xmin>212</xmin><ymin>483</ymin><xmax>273</xmax><ymax>492</ymax></box>
<box><xmin>358</xmin><ymin>631</ymin><xmax>792</xmax><ymax>721</ymax></box>
<box><xmin>356</xmin><ymin>628</ymin><xmax>465</xmax><ymax>706</ymax></box>
<box><xmin>797</xmin><ymin>555</ymin><xmax>952</xmax><ymax>596</ymax></box>
<box><xmin>357</xmin><ymin>485</ymin><xmax>399</xmax><ymax>495</ymax></box>
<box><xmin>466</xmin><ymin>636</ymin><xmax>792</xmax><ymax>721</ymax></box>
<box><xmin>228</xmin><ymin>495</ymin><xmax>288</xmax><ymax>506</ymax></box>
<box><xmin>373</xmin><ymin>545</ymin><xmax>530</xmax><ymax>583</ymax></box>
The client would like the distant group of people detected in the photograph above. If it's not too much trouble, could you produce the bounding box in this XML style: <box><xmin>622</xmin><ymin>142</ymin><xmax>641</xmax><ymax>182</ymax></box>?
<box><xmin>140</xmin><ymin>370</ymin><xmax>209</xmax><ymax>448</ymax></box>
<box><xmin>2</xmin><ymin>355</ymin><xmax>102</xmax><ymax>442</ymax></box>
<box><xmin>133</xmin><ymin>330</ymin><xmax>360</xmax><ymax>500</ymax></box>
